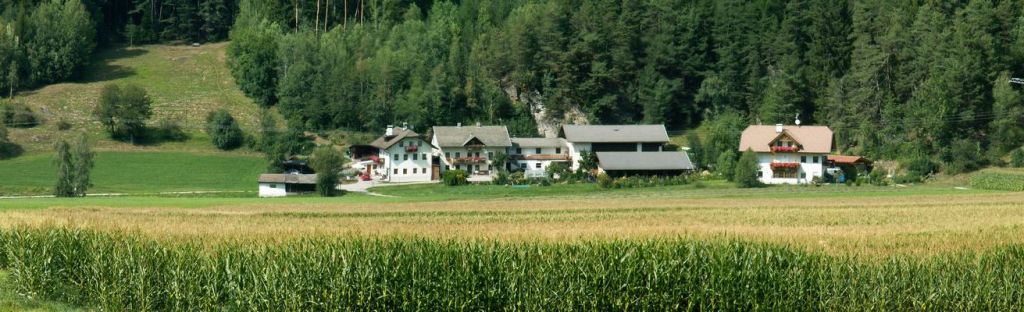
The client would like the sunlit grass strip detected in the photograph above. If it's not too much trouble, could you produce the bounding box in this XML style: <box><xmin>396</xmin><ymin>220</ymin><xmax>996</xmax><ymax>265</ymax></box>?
<box><xmin>1</xmin><ymin>227</ymin><xmax>1023</xmax><ymax>311</ymax></box>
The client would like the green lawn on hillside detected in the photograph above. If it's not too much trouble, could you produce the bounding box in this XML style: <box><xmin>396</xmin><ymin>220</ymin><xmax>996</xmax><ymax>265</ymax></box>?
<box><xmin>0</xmin><ymin>151</ymin><xmax>265</xmax><ymax>196</ymax></box>
<box><xmin>7</xmin><ymin>42</ymin><xmax>265</xmax><ymax>154</ymax></box>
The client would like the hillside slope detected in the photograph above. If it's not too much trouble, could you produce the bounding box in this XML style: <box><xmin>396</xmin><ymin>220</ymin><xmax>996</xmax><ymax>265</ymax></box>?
<box><xmin>8</xmin><ymin>42</ymin><xmax>262</xmax><ymax>154</ymax></box>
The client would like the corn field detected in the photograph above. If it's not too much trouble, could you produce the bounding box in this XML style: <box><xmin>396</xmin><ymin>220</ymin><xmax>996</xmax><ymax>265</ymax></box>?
<box><xmin>2</xmin><ymin>227</ymin><xmax>1023</xmax><ymax>311</ymax></box>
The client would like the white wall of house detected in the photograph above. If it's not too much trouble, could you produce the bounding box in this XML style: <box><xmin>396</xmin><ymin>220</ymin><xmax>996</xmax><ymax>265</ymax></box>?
<box><xmin>565</xmin><ymin>142</ymin><xmax>592</xmax><ymax>170</ymax></box>
<box><xmin>756</xmin><ymin>153</ymin><xmax>826</xmax><ymax>184</ymax></box>
<box><xmin>378</xmin><ymin>138</ymin><xmax>433</xmax><ymax>182</ymax></box>
<box><xmin>258</xmin><ymin>183</ymin><xmax>287</xmax><ymax>198</ymax></box>
<box><xmin>432</xmin><ymin>141</ymin><xmax>503</xmax><ymax>176</ymax></box>
<box><xmin>510</xmin><ymin>146</ymin><xmax>566</xmax><ymax>173</ymax></box>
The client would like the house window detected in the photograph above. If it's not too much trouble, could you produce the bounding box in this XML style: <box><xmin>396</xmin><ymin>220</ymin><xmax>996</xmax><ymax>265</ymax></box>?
<box><xmin>393</xmin><ymin>169</ymin><xmax>398</xmax><ymax>174</ymax></box>
<box><xmin>758</xmin><ymin>171</ymin><xmax>763</xmax><ymax>178</ymax></box>
<box><xmin>535</xmin><ymin>163</ymin><xmax>542</xmax><ymax>169</ymax></box>
<box><xmin>487</xmin><ymin>152</ymin><xmax>493</xmax><ymax>159</ymax></box>
<box><xmin>455</xmin><ymin>152</ymin><xmax>461</xmax><ymax>158</ymax></box>
<box><xmin>269</xmin><ymin>184</ymin><xmax>277</xmax><ymax>188</ymax></box>
<box><xmin>413</xmin><ymin>154</ymin><xmax>418</xmax><ymax>160</ymax></box>
<box><xmin>445</xmin><ymin>165</ymin><xmax>450</xmax><ymax>170</ymax></box>
<box><xmin>445</xmin><ymin>152</ymin><xmax>450</xmax><ymax>158</ymax></box>
<box><xmin>516</xmin><ymin>148</ymin><xmax>522</xmax><ymax>154</ymax></box>
<box><xmin>393</xmin><ymin>154</ymin><xmax>399</xmax><ymax>161</ymax></box>
<box><xmin>556</xmin><ymin>147</ymin><xmax>561</xmax><ymax>154</ymax></box>
<box><xmin>422</xmin><ymin>153</ymin><xmax>427</xmax><ymax>160</ymax></box>
<box><xmin>800</xmin><ymin>172</ymin><xmax>807</xmax><ymax>179</ymax></box>
<box><xmin>401</xmin><ymin>169</ymin><xmax>405</xmax><ymax>174</ymax></box>
<box><xmin>813</xmin><ymin>156</ymin><xmax>819</xmax><ymax>163</ymax></box>
<box><xmin>773</xmin><ymin>169</ymin><xmax>798</xmax><ymax>179</ymax></box>
<box><xmin>399</xmin><ymin>142</ymin><xmax>403</xmax><ymax>147</ymax></box>
<box><xmin>456</xmin><ymin>165</ymin><xmax>461</xmax><ymax>170</ymax></box>
<box><xmin>475</xmin><ymin>152</ymin><xmax>481</xmax><ymax>157</ymax></box>
<box><xmin>404</xmin><ymin>154</ymin><xmax>409</xmax><ymax>161</ymax></box>
<box><xmin>535</xmin><ymin>148</ymin><xmax>542</xmax><ymax>154</ymax></box>
<box><xmin>801</xmin><ymin>156</ymin><xmax>807</xmax><ymax>163</ymax></box>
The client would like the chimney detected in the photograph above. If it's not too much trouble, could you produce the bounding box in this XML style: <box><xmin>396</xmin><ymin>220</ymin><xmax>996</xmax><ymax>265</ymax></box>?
<box><xmin>794</xmin><ymin>114</ymin><xmax>801</xmax><ymax>127</ymax></box>
<box><xmin>775</xmin><ymin>124</ymin><xmax>783</xmax><ymax>133</ymax></box>
<box><xmin>402</xmin><ymin>122</ymin><xmax>408</xmax><ymax>130</ymax></box>
<box><xmin>386</xmin><ymin>125</ymin><xmax>394</xmax><ymax>136</ymax></box>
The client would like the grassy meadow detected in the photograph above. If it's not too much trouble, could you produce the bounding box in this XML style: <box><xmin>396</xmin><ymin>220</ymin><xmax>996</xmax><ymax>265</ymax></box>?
<box><xmin>7</xmin><ymin>42</ymin><xmax>263</xmax><ymax>154</ymax></box>
<box><xmin>0</xmin><ymin>151</ymin><xmax>265</xmax><ymax>196</ymax></box>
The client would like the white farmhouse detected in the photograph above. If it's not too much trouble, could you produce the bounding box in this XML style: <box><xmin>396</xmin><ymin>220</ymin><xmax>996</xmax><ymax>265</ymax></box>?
<box><xmin>370</xmin><ymin>125</ymin><xmax>434</xmax><ymax>182</ymax></box>
<box><xmin>432</xmin><ymin>124</ymin><xmax>512</xmax><ymax>179</ymax></box>
<box><xmin>738</xmin><ymin>124</ymin><xmax>833</xmax><ymax>184</ymax></box>
<box><xmin>509</xmin><ymin>137</ymin><xmax>570</xmax><ymax>176</ymax></box>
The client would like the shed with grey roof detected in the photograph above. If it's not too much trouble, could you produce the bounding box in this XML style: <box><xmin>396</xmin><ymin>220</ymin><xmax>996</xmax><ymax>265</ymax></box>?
<box><xmin>258</xmin><ymin>174</ymin><xmax>317</xmax><ymax>197</ymax></box>
<box><xmin>560</xmin><ymin>125</ymin><xmax>670</xmax><ymax>143</ymax></box>
<box><xmin>595</xmin><ymin>151</ymin><xmax>694</xmax><ymax>177</ymax></box>
<box><xmin>511</xmin><ymin>137</ymin><xmax>567</xmax><ymax>148</ymax></box>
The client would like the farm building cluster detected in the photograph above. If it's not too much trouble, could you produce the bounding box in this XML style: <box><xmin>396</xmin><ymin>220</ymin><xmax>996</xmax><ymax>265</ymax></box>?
<box><xmin>260</xmin><ymin>121</ymin><xmax>870</xmax><ymax>197</ymax></box>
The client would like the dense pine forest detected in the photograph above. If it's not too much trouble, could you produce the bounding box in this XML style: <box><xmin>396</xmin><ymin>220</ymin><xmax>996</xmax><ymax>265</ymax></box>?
<box><xmin>2</xmin><ymin>0</ymin><xmax>1024</xmax><ymax>175</ymax></box>
<box><xmin>227</xmin><ymin>0</ymin><xmax>1024</xmax><ymax>174</ymax></box>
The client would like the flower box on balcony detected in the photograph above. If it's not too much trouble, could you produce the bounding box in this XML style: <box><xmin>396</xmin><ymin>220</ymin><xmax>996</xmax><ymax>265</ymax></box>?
<box><xmin>771</xmin><ymin>146</ymin><xmax>799</xmax><ymax>153</ymax></box>
<box><xmin>770</xmin><ymin>162</ymin><xmax>800</xmax><ymax>169</ymax></box>
<box><xmin>405</xmin><ymin>145</ymin><xmax>418</xmax><ymax>152</ymax></box>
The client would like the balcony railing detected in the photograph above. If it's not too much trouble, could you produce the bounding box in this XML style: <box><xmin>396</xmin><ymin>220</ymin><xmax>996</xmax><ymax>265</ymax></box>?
<box><xmin>405</xmin><ymin>145</ymin><xmax>418</xmax><ymax>152</ymax></box>
<box><xmin>771</xmin><ymin>146</ymin><xmax>799</xmax><ymax>153</ymax></box>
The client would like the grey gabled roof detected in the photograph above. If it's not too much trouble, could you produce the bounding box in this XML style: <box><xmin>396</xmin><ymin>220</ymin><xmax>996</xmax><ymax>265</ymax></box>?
<box><xmin>595</xmin><ymin>151</ymin><xmax>694</xmax><ymax>171</ymax></box>
<box><xmin>433</xmin><ymin>125</ymin><xmax>512</xmax><ymax>147</ymax></box>
<box><xmin>369</xmin><ymin>128</ymin><xmax>423</xmax><ymax>149</ymax></box>
<box><xmin>511</xmin><ymin>137</ymin><xmax>567</xmax><ymax>148</ymax></box>
<box><xmin>561</xmin><ymin>125</ymin><xmax>670</xmax><ymax>143</ymax></box>
<box><xmin>258</xmin><ymin>174</ymin><xmax>318</xmax><ymax>184</ymax></box>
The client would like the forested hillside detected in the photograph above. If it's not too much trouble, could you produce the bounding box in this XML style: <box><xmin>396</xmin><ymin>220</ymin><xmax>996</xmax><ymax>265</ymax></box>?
<box><xmin>227</xmin><ymin>0</ymin><xmax>1024</xmax><ymax>174</ymax></box>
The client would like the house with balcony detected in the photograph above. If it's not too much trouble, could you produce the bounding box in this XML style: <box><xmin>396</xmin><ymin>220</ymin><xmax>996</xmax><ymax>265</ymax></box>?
<box><xmin>738</xmin><ymin>124</ymin><xmax>833</xmax><ymax>184</ymax></box>
<box><xmin>509</xmin><ymin>137</ymin><xmax>570</xmax><ymax>177</ymax></box>
<box><xmin>559</xmin><ymin>124</ymin><xmax>694</xmax><ymax>176</ymax></box>
<box><xmin>432</xmin><ymin>123</ymin><xmax>512</xmax><ymax>180</ymax></box>
<box><xmin>369</xmin><ymin>125</ymin><xmax>434</xmax><ymax>182</ymax></box>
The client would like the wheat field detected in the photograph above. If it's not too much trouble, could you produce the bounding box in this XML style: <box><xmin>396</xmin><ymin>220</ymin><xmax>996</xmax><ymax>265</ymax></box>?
<box><xmin>2</xmin><ymin>185</ymin><xmax>1022</xmax><ymax>256</ymax></box>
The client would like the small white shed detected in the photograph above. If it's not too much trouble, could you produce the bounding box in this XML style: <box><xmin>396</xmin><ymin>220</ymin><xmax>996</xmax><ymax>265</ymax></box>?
<box><xmin>258</xmin><ymin>174</ymin><xmax>317</xmax><ymax>197</ymax></box>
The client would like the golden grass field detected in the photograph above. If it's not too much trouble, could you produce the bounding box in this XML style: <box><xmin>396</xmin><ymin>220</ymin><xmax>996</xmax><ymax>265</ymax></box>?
<box><xmin>2</xmin><ymin>185</ymin><xmax>1022</xmax><ymax>257</ymax></box>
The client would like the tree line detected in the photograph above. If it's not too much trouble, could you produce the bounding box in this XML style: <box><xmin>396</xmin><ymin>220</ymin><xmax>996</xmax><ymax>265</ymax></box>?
<box><xmin>227</xmin><ymin>0</ymin><xmax>1024</xmax><ymax>174</ymax></box>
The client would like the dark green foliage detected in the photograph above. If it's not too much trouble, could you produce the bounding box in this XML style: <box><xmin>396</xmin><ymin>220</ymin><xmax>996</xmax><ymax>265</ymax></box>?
<box><xmin>686</xmin><ymin>132</ymin><xmax>704</xmax><ymax>169</ymax></box>
<box><xmin>153</xmin><ymin>119</ymin><xmax>188</xmax><ymax>142</ymax></box>
<box><xmin>598</xmin><ymin>174</ymin><xmax>689</xmax><ymax>189</ymax></box>
<box><xmin>941</xmin><ymin>138</ymin><xmax>983</xmax><ymax>175</ymax></box>
<box><xmin>0</xmin><ymin>101</ymin><xmax>38</xmax><ymax>128</ymax></box>
<box><xmin>899</xmin><ymin>157</ymin><xmax>937</xmax><ymax>183</ymax></box>
<box><xmin>0</xmin><ymin>121</ymin><xmax>21</xmax><ymax>159</ymax></box>
<box><xmin>971</xmin><ymin>171</ymin><xmax>1024</xmax><ymax>191</ymax></box>
<box><xmin>703</xmin><ymin>110</ymin><xmax>746</xmax><ymax>169</ymax></box>
<box><xmin>93</xmin><ymin>83</ymin><xmax>152</xmax><ymax>142</ymax></box>
<box><xmin>205</xmin><ymin>109</ymin><xmax>244</xmax><ymax>150</ymax></box>
<box><xmin>8</xmin><ymin>228</ymin><xmax>1024</xmax><ymax>310</ymax></box>
<box><xmin>52</xmin><ymin>136</ymin><xmax>94</xmax><ymax>197</ymax></box>
<box><xmin>310</xmin><ymin>146</ymin><xmax>345</xmax><ymax>197</ymax></box>
<box><xmin>577</xmin><ymin>151</ymin><xmax>598</xmax><ymax>171</ymax></box>
<box><xmin>1011</xmin><ymin>149</ymin><xmax>1024</xmax><ymax>168</ymax></box>
<box><xmin>442</xmin><ymin>170</ymin><xmax>468</xmax><ymax>186</ymax></box>
<box><xmin>734</xmin><ymin>148</ymin><xmax>761</xmax><ymax>188</ymax></box>
<box><xmin>717</xmin><ymin>149</ymin><xmax>737</xmax><ymax>181</ymax></box>
<box><xmin>544</xmin><ymin>162</ymin><xmax>570</xmax><ymax>179</ymax></box>
<box><xmin>227</xmin><ymin>1</ymin><xmax>281</xmax><ymax>107</ymax></box>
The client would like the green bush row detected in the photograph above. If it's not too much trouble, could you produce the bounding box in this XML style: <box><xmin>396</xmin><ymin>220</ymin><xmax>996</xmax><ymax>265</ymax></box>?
<box><xmin>597</xmin><ymin>174</ymin><xmax>690</xmax><ymax>189</ymax></box>
<box><xmin>4</xmin><ymin>227</ymin><xmax>1024</xmax><ymax>311</ymax></box>
<box><xmin>970</xmin><ymin>171</ymin><xmax>1024</xmax><ymax>191</ymax></box>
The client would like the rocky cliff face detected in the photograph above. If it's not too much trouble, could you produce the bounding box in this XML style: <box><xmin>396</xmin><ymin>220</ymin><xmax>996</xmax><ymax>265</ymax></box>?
<box><xmin>502</xmin><ymin>84</ymin><xmax>588</xmax><ymax>138</ymax></box>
